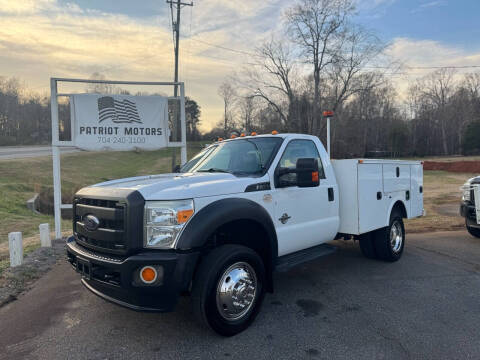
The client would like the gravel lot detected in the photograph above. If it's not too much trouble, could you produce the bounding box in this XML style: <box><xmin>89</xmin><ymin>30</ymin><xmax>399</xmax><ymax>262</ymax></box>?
<box><xmin>1</xmin><ymin>230</ymin><xmax>480</xmax><ymax>360</ymax></box>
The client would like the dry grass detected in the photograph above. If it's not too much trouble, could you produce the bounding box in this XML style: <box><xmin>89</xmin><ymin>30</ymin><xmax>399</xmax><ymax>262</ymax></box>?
<box><xmin>0</xmin><ymin>143</ymin><xmax>207</xmax><ymax>271</ymax></box>
<box><xmin>405</xmin><ymin>170</ymin><xmax>474</xmax><ymax>233</ymax></box>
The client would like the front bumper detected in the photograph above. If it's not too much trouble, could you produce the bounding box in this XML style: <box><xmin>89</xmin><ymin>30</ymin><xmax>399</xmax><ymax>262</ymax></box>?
<box><xmin>66</xmin><ymin>236</ymin><xmax>199</xmax><ymax>312</ymax></box>
<box><xmin>460</xmin><ymin>202</ymin><xmax>480</xmax><ymax>229</ymax></box>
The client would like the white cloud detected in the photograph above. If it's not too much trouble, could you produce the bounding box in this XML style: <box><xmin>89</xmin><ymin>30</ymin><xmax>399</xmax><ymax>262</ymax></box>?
<box><xmin>411</xmin><ymin>0</ymin><xmax>447</xmax><ymax>13</ymax></box>
<box><xmin>0</xmin><ymin>0</ymin><xmax>288</xmax><ymax>131</ymax></box>
<box><xmin>0</xmin><ymin>0</ymin><xmax>56</xmax><ymax>14</ymax></box>
<box><xmin>2</xmin><ymin>1</ymin><xmax>476</xmax><ymax>132</ymax></box>
<box><xmin>386</xmin><ymin>37</ymin><xmax>480</xmax><ymax>99</ymax></box>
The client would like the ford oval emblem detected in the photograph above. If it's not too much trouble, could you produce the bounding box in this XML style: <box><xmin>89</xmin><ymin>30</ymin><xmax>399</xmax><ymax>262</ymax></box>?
<box><xmin>83</xmin><ymin>214</ymin><xmax>100</xmax><ymax>232</ymax></box>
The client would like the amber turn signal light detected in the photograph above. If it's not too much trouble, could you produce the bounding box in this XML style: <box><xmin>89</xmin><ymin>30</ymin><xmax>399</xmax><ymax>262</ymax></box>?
<box><xmin>140</xmin><ymin>266</ymin><xmax>157</xmax><ymax>284</ymax></box>
<box><xmin>177</xmin><ymin>209</ymin><xmax>194</xmax><ymax>224</ymax></box>
<box><xmin>312</xmin><ymin>171</ymin><xmax>319</xmax><ymax>182</ymax></box>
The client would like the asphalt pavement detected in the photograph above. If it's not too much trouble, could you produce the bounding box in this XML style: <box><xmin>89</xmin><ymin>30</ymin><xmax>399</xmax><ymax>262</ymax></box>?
<box><xmin>0</xmin><ymin>146</ymin><xmax>79</xmax><ymax>160</ymax></box>
<box><xmin>1</xmin><ymin>230</ymin><xmax>480</xmax><ymax>360</ymax></box>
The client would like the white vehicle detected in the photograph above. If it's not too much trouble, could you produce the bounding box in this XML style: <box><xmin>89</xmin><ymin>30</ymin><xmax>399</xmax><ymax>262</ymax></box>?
<box><xmin>460</xmin><ymin>176</ymin><xmax>480</xmax><ymax>238</ymax></box>
<box><xmin>66</xmin><ymin>133</ymin><xmax>424</xmax><ymax>336</ymax></box>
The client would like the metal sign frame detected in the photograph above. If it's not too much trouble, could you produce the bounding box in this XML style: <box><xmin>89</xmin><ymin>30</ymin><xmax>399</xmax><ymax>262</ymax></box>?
<box><xmin>50</xmin><ymin>77</ymin><xmax>187</xmax><ymax>239</ymax></box>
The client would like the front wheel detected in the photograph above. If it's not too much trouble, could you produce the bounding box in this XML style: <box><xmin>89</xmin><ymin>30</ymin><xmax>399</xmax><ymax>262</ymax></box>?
<box><xmin>373</xmin><ymin>212</ymin><xmax>405</xmax><ymax>262</ymax></box>
<box><xmin>191</xmin><ymin>244</ymin><xmax>266</xmax><ymax>336</ymax></box>
<box><xmin>466</xmin><ymin>219</ymin><xmax>480</xmax><ymax>238</ymax></box>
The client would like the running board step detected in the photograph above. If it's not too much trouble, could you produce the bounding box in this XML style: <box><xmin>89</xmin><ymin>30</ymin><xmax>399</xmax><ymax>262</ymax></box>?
<box><xmin>275</xmin><ymin>244</ymin><xmax>337</xmax><ymax>273</ymax></box>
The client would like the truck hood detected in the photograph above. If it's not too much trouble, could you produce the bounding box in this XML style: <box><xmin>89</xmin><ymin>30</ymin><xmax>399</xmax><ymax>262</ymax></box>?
<box><xmin>91</xmin><ymin>172</ymin><xmax>268</xmax><ymax>200</ymax></box>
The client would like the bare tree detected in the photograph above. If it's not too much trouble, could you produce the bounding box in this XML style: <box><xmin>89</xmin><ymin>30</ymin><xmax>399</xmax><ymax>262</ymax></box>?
<box><xmin>286</xmin><ymin>0</ymin><xmax>355</xmax><ymax>134</ymax></box>
<box><xmin>218</xmin><ymin>80</ymin><xmax>237</xmax><ymax>136</ymax></box>
<box><xmin>241</xmin><ymin>38</ymin><xmax>297</xmax><ymax>131</ymax></box>
<box><xmin>86</xmin><ymin>72</ymin><xmax>116</xmax><ymax>94</ymax></box>
<box><xmin>420</xmin><ymin>68</ymin><xmax>456</xmax><ymax>155</ymax></box>
<box><xmin>239</xmin><ymin>96</ymin><xmax>256</xmax><ymax>132</ymax></box>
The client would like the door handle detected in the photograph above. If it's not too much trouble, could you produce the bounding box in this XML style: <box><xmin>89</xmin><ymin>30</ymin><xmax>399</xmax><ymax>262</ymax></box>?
<box><xmin>328</xmin><ymin>188</ymin><xmax>334</xmax><ymax>201</ymax></box>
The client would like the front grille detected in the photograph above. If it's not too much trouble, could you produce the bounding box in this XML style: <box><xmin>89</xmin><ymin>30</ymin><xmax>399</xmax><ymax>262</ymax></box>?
<box><xmin>74</xmin><ymin>197</ymin><xmax>127</xmax><ymax>254</ymax></box>
<box><xmin>73</xmin><ymin>188</ymin><xmax>145</xmax><ymax>256</ymax></box>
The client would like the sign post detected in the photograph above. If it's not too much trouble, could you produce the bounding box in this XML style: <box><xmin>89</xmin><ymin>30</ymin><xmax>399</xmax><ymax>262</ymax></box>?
<box><xmin>50</xmin><ymin>78</ymin><xmax>187</xmax><ymax>239</ymax></box>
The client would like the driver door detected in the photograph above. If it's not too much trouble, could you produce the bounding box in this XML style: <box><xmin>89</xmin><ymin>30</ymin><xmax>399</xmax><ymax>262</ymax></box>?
<box><xmin>272</xmin><ymin>139</ymin><xmax>336</xmax><ymax>256</ymax></box>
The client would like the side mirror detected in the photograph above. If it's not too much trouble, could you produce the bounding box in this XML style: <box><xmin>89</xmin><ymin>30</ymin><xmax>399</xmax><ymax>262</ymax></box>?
<box><xmin>173</xmin><ymin>164</ymin><xmax>181</xmax><ymax>173</ymax></box>
<box><xmin>296</xmin><ymin>158</ymin><xmax>319</xmax><ymax>187</ymax></box>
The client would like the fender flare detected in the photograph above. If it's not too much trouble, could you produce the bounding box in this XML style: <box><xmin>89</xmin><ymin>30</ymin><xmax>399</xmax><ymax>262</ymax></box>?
<box><xmin>388</xmin><ymin>198</ymin><xmax>408</xmax><ymax>222</ymax></box>
<box><xmin>176</xmin><ymin>198</ymin><xmax>278</xmax><ymax>259</ymax></box>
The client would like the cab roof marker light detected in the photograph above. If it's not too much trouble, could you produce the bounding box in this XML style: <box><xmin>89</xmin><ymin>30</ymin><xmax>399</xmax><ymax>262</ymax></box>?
<box><xmin>240</xmin><ymin>133</ymin><xmax>245</xmax><ymax>137</ymax></box>
<box><xmin>251</xmin><ymin>132</ymin><xmax>257</xmax><ymax>136</ymax></box>
<box><xmin>231</xmin><ymin>135</ymin><xmax>237</xmax><ymax>139</ymax></box>
<box><xmin>272</xmin><ymin>130</ymin><xmax>278</xmax><ymax>135</ymax></box>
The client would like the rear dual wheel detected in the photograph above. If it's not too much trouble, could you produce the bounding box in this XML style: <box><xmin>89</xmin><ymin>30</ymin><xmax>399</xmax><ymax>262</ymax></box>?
<box><xmin>359</xmin><ymin>211</ymin><xmax>405</xmax><ymax>262</ymax></box>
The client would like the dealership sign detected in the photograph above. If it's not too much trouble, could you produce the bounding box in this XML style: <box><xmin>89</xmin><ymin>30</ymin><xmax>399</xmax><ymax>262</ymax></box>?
<box><xmin>71</xmin><ymin>94</ymin><xmax>168</xmax><ymax>151</ymax></box>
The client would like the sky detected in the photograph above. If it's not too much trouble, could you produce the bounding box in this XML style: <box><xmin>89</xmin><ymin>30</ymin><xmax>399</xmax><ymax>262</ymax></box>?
<box><xmin>0</xmin><ymin>0</ymin><xmax>479</xmax><ymax>132</ymax></box>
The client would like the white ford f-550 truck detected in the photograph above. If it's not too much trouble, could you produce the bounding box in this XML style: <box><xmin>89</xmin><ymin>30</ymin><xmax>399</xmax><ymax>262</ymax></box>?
<box><xmin>66</xmin><ymin>133</ymin><xmax>424</xmax><ymax>336</ymax></box>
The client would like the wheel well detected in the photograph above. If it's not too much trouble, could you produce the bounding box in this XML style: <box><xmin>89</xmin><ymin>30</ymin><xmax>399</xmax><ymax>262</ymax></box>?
<box><xmin>202</xmin><ymin>219</ymin><xmax>275</xmax><ymax>292</ymax></box>
<box><xmin>392</xmin><ymin>201</ymin><xmax>407</xmax><ymax>219</ymax></box>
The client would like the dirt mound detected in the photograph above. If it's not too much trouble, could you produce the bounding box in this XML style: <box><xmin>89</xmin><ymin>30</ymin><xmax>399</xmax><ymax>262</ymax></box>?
<box><xmin>424</xmin><ymin>161</ymin><xmax>480</xmax><ymax>174</ymax></box>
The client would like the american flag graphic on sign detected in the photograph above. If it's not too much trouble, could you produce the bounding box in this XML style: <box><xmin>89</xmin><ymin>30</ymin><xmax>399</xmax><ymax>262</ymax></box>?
<box><xmin>97</xmin><ymin>96</ymin><xmax>142</xmax><ymax>124</ymax></box>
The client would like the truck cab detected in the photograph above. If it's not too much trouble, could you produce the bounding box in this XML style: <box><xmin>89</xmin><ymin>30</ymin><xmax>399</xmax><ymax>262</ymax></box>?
<box><xmin>66</xmin><ymin>133</ymin><xmax>423</xmax><ymax>336</ymax></box>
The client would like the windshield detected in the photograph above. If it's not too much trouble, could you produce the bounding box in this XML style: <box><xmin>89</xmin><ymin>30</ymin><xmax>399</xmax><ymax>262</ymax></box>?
<box><xmin>180</xmin><ymin>145</ymin><xmax>217</xmax><ymax>173</ymax></box>
<box><xmin>190</xmin><ymin>137</ymin><xmax>282</xmax><ymax>176</ymax></box>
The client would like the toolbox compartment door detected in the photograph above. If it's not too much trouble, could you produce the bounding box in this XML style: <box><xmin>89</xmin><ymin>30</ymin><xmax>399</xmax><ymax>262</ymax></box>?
<box><xmin>383</xmin><ymin>164</ymin><xmax>410</xmax><ymax>193</ymax></box>
<box><xmin>410</xmin><ymin>164</ymin><xmax>423</xmax><ymax>218</ymax></box>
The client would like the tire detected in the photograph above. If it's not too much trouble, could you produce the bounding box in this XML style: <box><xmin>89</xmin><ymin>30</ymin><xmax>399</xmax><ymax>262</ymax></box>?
<box><xmin>191</xmin><ymin>244</ymin><xmax>266</xmax><ymax>336</ymax></box>
<box><xmin>373</xmin><ymin>211</ymin><xmax>405</xmax><ymax>262</ymax></box>
<box><xmin>466</xmin><ymin>219</ymin><xmax>480</xmax><ymax>238</ymax></box>
<box><xmin>359</xmin><ymin>232</ymin><xmax>377</xmax><ymax>259</ymax></box>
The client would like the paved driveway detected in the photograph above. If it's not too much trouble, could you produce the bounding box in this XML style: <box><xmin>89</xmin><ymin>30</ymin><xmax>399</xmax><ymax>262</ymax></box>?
<box><xmin>1</xmin><ymin>230</ymin><xmax>480</xmax><ymax>359</ymax></box>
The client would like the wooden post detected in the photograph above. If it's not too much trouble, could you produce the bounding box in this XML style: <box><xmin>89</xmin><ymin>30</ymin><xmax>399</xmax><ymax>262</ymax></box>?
<box><xmin>8</xmin><ymin>232</ymin><xmax>23</xmax><ymax>267</ymax></box>
<box><xmin>39</xmin><ymin>223</ymin><xmax>51</xmax><ymax>247</ymax></box>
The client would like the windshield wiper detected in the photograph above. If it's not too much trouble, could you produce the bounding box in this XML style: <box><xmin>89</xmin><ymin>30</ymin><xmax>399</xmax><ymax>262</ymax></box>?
<box><xmin>197</xmin><ymin>168</ymin><xmax>231</xmax><ymax>173</ymax></box>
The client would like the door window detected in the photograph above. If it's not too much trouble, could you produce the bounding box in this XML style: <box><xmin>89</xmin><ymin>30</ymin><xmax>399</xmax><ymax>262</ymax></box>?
<box><xmin>276</xmin><ymin>140</ymin><xmax>325</xmax><ymax>186</ymax></box>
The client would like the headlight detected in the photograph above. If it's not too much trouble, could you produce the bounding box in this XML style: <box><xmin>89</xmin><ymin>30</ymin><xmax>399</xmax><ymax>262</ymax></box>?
<box><xmin>144</xmin><ymin>200</ymin><xmax>194</xmax><ymax>249</ymax></box>
<box><xmin>461</xmin><ymin>184</ymin><xmax>471</xmax><ymax>202</ymax></box>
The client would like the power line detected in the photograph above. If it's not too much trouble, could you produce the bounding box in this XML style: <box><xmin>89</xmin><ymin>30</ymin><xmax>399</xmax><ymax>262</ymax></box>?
<box><xmin>186</xmin><ymin>36</ymin><xmax>257</xmax><ymax>57</ymax></box>
<box><xmin>184</xmin><ymin>36</ymin><xmax>480</xmax><ymax>71</ymax></box>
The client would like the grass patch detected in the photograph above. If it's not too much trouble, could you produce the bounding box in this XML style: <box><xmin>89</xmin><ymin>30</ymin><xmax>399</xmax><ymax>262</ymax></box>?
<box><xmin>405</xmin><ymin>170</ymin><xmax>474</xmax><ymax>233</ymax></box>
<box><xmin>0</xmin><ymin>143</ymin><xmax>207</xmax><ymax>246</ymax></box>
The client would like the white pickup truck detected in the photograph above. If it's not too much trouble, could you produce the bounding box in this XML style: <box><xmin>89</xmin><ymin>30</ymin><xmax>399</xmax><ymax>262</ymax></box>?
<box><xmin>66</xmin><ymin>133</ymin><xmax>424</xmax><ymax>336</ymax></box>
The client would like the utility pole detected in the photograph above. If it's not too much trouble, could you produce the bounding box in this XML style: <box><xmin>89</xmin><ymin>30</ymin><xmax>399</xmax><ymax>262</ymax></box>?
<box><xmin>167</xmin><ymin>0</ymin><xmax>193</xmax><ymax>97</ymax></box>
<box><xmin>166</xmin><ymin>0</ymin><xmax>193</xmax><ymax>170</ymax></box>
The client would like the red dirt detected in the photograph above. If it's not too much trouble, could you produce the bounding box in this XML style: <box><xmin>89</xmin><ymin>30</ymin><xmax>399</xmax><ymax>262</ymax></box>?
<box><xmin>423</xmin><ymin>161</ymin><xmax>480</xmax><ymax>173</ymax></box>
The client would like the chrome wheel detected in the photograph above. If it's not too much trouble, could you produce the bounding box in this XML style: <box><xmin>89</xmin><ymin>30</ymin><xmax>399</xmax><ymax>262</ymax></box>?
<box><xmin>390</xmin><ymin>220</ymin><xmax>403</xmax><ymax>253</ymax></box>
<box><xmin>216</xmin><ymin>262</ymin><xmax>257</xmax><ymax>321</ymax></box>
